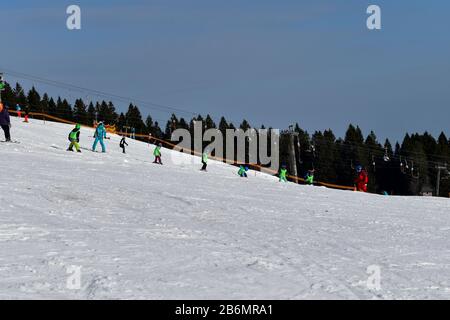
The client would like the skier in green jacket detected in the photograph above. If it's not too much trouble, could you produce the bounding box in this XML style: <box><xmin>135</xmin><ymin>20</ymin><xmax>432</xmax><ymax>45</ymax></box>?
<box><xmin>201</xmin><ymin>151</ymin><xmax>208</xmax><ymax>171</ymax></box>
<box><xmin>67</xmin><ymin>124</ymin><xmax>81</xmax><ymax>152</ymax></box>
<box><xmin>153</xmin><ymin>143</ymin><xmax>162</xmax><ymax>164</ymax></box>
<box><xmin>279</xmin><ymin>166</ymin><xmax>288</xmax><ymax>182</ymax></box>
<box><xmin>238</xmin><ymin>165</ymin><xmax>249</xmax><ymax>178</ymax></box>
<box><xmin>305</xmin><ymin>169</ymin><xmax>315</xmax><ymax>185</ymax></box>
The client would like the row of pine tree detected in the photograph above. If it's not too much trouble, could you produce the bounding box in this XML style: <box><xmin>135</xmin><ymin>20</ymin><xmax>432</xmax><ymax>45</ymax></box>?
<box><xmin>2</xmin><ymin>82</ymin><xmax>449</xmax><ymax>197</ymax></box>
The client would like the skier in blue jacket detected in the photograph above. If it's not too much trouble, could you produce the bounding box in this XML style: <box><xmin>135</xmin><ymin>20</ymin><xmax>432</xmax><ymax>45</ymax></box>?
<box><xmin>92</xmin><ymin>122</ymin><xmax>107</xmax><ymax>152</ymax></box>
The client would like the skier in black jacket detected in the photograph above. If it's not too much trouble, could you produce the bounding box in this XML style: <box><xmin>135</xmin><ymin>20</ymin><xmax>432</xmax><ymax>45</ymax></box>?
<box><xmin>120</xmin><ymin>136</ymin><xmax>128</xmax><ymax>154</ymax></box>
<box><xmin>0</xmin><ymin>103</ymin><xmax>11</xmax><ymax>142</ymax></box>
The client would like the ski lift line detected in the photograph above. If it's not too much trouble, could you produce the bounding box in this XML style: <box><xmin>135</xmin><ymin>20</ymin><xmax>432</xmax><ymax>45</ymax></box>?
<box><xmin>302</xmin><ymin>140</ymin><xmax>440</xmax><ymax>176</ymax></box>
<box><xmin>306</xmin><ymin>150</ymin><xmax>440</xmax><ymax>176</ymax></box>
<box><xmin>310</xmin><ymin>135</ymin><xmax>450</xmax><ymax>161</ymax></box>
<box><xmin>310</xmin><ymin>138</ymin><xmax>450</xmax><ymax>165</ymax></box>
<box><xmin>0</xmin><ymin>68</ymin><xmax>198</xmax><ymax>117</ymax></box>
<box><xmin>316</xmin><ymin>144</ymin><xmax>450</xmax><ymax>162</ymax></box>
<box><xmin>308</xmin><ymin>139</ymin><xmax>444</xmax><ymax>168</ymax></box>
<box><xmin>344</xmin><ymin>153</ymin><xmax>440</xmax><ymax>171</ymax></box>
<box><xmin>306</xmin><ymin>150</ymin><xmax>431</xmax><ymax>180</ymax></box>
<box><xmin>351</xmin><ymin>141</ymin><xmax>448</xmax><ymax>162</ymax></box>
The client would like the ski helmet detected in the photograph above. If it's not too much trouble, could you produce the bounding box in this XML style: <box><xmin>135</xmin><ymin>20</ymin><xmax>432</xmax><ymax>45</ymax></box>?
<box><xmin>245</xmin><ymin>166</ymin><xmax>249</xmax><ymax>171</ymax></box>
<box><xmin>356</xmin><ymin>165</ymin><xmax>363</xmax><ymax>172</ymax></box>
<box><xmin>75</xmin><ymin>124</ymin><xmax>81</xmax><ymax>129</ymax></box>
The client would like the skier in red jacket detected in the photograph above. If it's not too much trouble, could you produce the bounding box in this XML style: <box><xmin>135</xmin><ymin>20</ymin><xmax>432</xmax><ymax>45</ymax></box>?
<box><xmin>354</xmin><ymin>165</ymin><xmax>369</xmax><ymax>192</ymax></box>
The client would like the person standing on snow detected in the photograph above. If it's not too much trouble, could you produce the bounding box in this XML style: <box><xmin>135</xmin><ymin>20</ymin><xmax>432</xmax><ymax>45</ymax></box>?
<box><xmin>279</xmin><ymin>166</ymin><xmax>288</xmax><ymax>182</ymax></box>
<box><xmin>67</xmin><ymin>124</ymin><xmax>82</xmax><ymax>152</ymax></box>
<box><xmin>305</xmin><ymin>169</ymin><xmax>315</xmax><ymax>185</ymax></box>
<box><xmin>120</xmin><ymin>136</ymin><xmax>128</xmax><ymax>154</ymax></box>
<box><xmin>16</xmin><ymin>104</ymin><xmax>21</xmax><ymax>118</ymax></box>
<box><xmin>238</xmin><ymin>165</ymin><xmax>249</xmax><ymax>178</ymax></box>
<box><xmin>92</xmin><ymin>121</ymin><xmax>107</xmax><ymax>153</ymax></box>
<box><xmin>354</xmin><ymin>165</ymin><xmax>369</xmax><ymax>192</ymax></box>
<box><xmin>24</xmin><ymin>106</ymin><xmax>30</xmax><ymax>123</ymax></box>
<box><xmin>201</xmin><ymin>151</ymin><xmax>208</xmax><ymax>171</ymax></box>
<box><xmin>153</xmin><ymin>143</ymin><xmax>162</xmax><ymax>164</ymax></box>
<box><xmin>0</xmin><ymin>103</ymin><xmax>11</xmax><ymax>142</ymax></box>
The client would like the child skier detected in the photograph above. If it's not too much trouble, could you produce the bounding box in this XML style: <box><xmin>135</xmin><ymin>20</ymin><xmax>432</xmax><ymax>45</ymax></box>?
<box><xmin>201</xmin><ymin>151</ymin><xmax>208</xmax><ymax>171</ymax></box>
<box><xmin>24</xmin><ymin>106</ymin><xmax>29</xmax><ymax>123</ymax></box>
<box><xmin>238</xmin><ymin>165</ymin><xmax>249</xmax><ymax>178</ymax></box>
<box><xmin>0</xmin><ymin>103</ymin><xmax>11</xmax><ymax>142</ymax></box>
<box><xmin>67</xmin><ymin>124</ymin><xmax>82</xmax><ymax>152</ymax></box>
<box><xmin>354</xmin><ymin>165</ymin><xmax>369</xmax><ymax>192</ymax></box>
<box><xmin>279</xmin><ymin>166</ymin><xmax>288</xmax><ymax>182</ymax></box>
<box><xmin>305</xmin><ymin>169</ymin><xmax>315</xmax><ymax>185</ymax></box>
<box><xmin>16</xmin><ymin>104</ymin><xmax>21</xmax><ymax>118</ymax></box>
<box><xmin>92</xmin><ymin>122</ymin><xmax>107</xmax><ymax>153</ymax></box>
<box><xmin>120</xmin><ymin>136</ymin><xmax>128</xmax><ymax>154</ymax></box>
<box><xmin>153</xmin><ymin>143</ymin><xmax>162</xmax><ymax>164</ymax></box>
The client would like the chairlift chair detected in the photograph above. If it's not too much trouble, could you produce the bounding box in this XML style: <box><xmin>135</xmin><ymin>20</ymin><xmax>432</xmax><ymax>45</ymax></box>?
<box><xmin>383</xmin><ymin>147</ymin><xmax>390</xmax><ymax>162</ymax></box>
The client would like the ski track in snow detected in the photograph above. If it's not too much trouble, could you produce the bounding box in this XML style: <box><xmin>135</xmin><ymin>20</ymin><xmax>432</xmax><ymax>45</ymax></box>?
<box><xmin>0</xmin><ymin>117</ymin><xmax>450</xmax><ymax>299</ymax></box>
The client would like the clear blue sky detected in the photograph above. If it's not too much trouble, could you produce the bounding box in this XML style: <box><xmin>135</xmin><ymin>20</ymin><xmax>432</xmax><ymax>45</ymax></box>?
<box><xmin>1</xmin><ymin>0</ymin><xmax>449</xmax><ymax>142</ymax></box>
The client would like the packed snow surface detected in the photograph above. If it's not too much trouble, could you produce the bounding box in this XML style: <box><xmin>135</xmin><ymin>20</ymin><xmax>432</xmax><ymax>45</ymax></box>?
<box><xmin>1</xmin><ymin>117</ymin><xmax>449</xmax><ymax>299</ymax></box>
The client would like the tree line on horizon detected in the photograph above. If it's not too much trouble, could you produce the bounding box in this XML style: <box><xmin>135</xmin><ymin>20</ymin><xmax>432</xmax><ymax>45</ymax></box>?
<box><xmin>2</xmin><ymin>82</ymin><xmax>450</xmax><ymax>197</ymax></box>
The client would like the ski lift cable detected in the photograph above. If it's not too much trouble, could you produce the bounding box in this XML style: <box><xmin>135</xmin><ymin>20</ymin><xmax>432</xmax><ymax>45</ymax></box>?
<box><xmin>309</xmin><ymin>147</ymin><xmax>445</xmax><ymax>174</ymax></box>
<box><xmin>310</xmin><ymin>138</ymin><xmax>450</xmax><ymax>165</ymax></box>
<box><xmin>309</xmin><ymin>135</ymin><xmax>450</xmax><ymax>162</ymax></box>
<box><xmin>0</xmin><ymin>67</ymin><xmax>198</xmax><ymax>117</ymax></box>
<box><xmin>311</xmin><ymin>145</ymin><xmax>447</xmax><ymax>169</ymax></box>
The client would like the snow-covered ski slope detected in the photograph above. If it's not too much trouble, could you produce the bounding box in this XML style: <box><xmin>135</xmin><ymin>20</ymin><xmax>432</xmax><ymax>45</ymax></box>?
<box><xmin>1</xmin><ymin>117</ymin><xmax>449</xmax><ymax>300</ymax></box>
